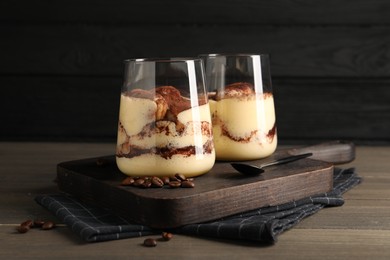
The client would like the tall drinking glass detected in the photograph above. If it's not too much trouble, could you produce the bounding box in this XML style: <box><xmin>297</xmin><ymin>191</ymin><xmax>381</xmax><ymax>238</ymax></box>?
<box><xmin>116</xmin><ymin>58</ymin><xmax>215</xmax><ymax>177</ymax></box>
<box><xmin>201</xmin><ymin>54</ymin><xmax>277</xmax><ymax>161</ymax></box>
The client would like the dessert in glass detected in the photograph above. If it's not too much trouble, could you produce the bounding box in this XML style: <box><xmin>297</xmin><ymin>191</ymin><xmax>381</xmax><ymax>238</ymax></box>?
<box><xmin>201</xmin><ymin>54</ymin><xmax>277</xmax><ymax>161</ymax></box>
<box><xmin>116</xmin><ymin>58</ymin><xmax>215</xmax><ymax>177</ymax></box>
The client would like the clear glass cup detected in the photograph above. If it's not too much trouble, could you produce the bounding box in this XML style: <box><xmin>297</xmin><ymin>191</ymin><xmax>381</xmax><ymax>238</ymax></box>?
<box><xmin>201</xmin><ymin>54</ymin><xmax>277</xmax><ymax>161</ymax></box>
<box><xmin>116</xmin><ymin>58</ymin><xmax>215</xmax><ymax>177</ymax></box>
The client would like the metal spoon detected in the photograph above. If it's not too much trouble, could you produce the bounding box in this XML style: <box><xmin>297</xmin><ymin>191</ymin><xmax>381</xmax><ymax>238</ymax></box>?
<box><xmin>231</xmin><ymin>153</ymin><xmax>313</xmax><ymax>175</ymax></box>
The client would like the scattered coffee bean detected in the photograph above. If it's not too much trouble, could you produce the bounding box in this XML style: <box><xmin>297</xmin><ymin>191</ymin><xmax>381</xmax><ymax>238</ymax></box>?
<box><xmin>133</xmin><ymin>178</ymin><xmax>145</xmax><ymax>187</ymax></box>
<box><xmin>33</xmin><ymin>219</ymin><xmax>45</xmax><ymax>228</ymax></box>
<box><xmin>161</xmin><ymin>232</ymin><xmax>173</xmax><ymax>241</ymax></box>
<box><xmin>161</xmin><ymin>176</ymin><xmax>170</xmax><ymax>185</ymax></box>
<box><xmin>174</xmin><ymin>173</ymin><xmax>186</xmax><ymax>181</ymax></box>
<box><xmin>143</xmin><ymin>238</ymin><xmax>157</xmax><ymax>247</ymax></box>
<box><xmin>168</xmin><ymin>181</ymin><xmax>181</xmax><ymax>188</ymax></box>
<box><xmin>169</xmin><ymin>176</ymin><xmax>179</xmax><ymax>182</ymax></box>
<box><xmin>141</xmin><ymin>181</ymin><xmax>152</xmax><ymax>188</ymax></box>
<box><xmin>181</xmin><ymin>180</ymin><xmax>195</xmax><ymax>188</ymax></box>
<box><xmin>16</xmin><ymin>219</ymin><xmax>58</xmax><ymax>234</ymax></box>
<box><xmin>16</xmin><ymin>225</ymin><xmax>30</xmax><ymax>233</ymax></box>
<box><xmin>151</xmin><ymin>177</ymin><xmax>164</xmax><ymax>188</ymax></box>
<box><xmin>41</xmin><ymin>221</ymin><xmax>55</xmax><ymax>230</ymax></box>
<box><xmin>20</xmin><ymin>219</ymin><xmax>33</xmax><ymax>228</ymax></box>
<box><xmin>120</xmin><ymin>175</ymin><xmax>196</xmax><ymax>189</ymax></box>
<box><xmin>121</xmin><ymin>177</ymin><xmax>135</xmax><ymax>186</ymax></box>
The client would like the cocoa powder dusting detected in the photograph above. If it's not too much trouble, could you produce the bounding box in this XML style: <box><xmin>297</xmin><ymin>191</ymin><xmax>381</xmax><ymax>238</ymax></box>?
<box><xmin>220</xmin><ymin>122</ymin><xmax>277</xmax><ymax>144</ymax></box>
<box><xmin>266</xmin><ymin>124</ymin><xmax>277</xmax><ymax>142</ymax></box>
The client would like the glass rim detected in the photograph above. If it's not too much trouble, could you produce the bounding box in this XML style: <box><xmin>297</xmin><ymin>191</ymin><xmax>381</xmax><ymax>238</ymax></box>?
<box><xmin>199</xmin><ymin>53</ymin><xmax>269</xmax><ymax>58</ymax></box>
<box><xmin>124</xmin><ymin>57</ymin><xmax>203</xmax><ymax>63</ymax></box>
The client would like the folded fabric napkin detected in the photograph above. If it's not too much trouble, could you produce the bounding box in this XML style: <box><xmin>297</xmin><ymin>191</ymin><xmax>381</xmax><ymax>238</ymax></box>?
<box><xmin>35</xmin><ymin>167</ymin><xmax>361</xmax><ymax>243</ymax></box>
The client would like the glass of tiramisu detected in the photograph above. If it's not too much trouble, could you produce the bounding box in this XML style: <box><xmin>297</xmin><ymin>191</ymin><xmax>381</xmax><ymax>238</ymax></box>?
<box><xmin>201</xmin><ymin>54</ymin><xmax>277</xmax><ymax>161</ymax></box>
<box><xmin>116</xmin><ymin>58</ymin><xmax>215</xmax><ymax>177</ymax></box>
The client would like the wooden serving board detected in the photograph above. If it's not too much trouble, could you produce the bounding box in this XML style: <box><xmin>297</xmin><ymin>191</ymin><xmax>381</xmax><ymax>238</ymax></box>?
<box><xmin>57</xmin><ymin>141</ymin><xmax>354</xmax><ymax>229</ymax></box>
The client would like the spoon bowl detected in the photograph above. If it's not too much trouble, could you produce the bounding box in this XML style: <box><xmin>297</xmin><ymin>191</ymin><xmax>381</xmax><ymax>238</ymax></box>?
<box><xmin>231</xmin><ymin>153</ymin><xmax>313</xmax><ymax>175</ymax></box>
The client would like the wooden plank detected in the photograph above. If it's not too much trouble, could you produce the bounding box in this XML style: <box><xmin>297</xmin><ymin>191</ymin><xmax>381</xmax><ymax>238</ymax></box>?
<box><xmin>2</xmin><ymin>0</ymin><xmax>390</xmax><ymax>25</ymax></box>
<box><xmin>0</xmin><ymin>76</ymin><xmax>120</xmax><ymax>141</ymax></box>
<box><xmin>345</xmin><ymin>146</ymin><xmax>390</xmax><ymax>172</ymax></box>
<box><xmin>276</xmin><ymin>229</ymin><xmax>390</xmax><ymax>257</ymax></box>
<box><xmin>2</xmin><ymin>24</ymin><xmax>390</xmax><ymax>77</ymax></box>
<box><xmin>1</xmin><ymin>76</ymin><xmax>389</xmax><ymax>142</ymax></box>
<box><xmin>296</xmin><ymin>200</ymin><xmax>390</xmax><ymax>230</ymax></box>
<box><xmin>343</xmin><ymin>179</ymin><xmax>390</xmax><ymax>200</ymax></box>
<box><xmin>273</xmin><ymin>79</ymin><xmax>390</xmax><ymax>141</ymax></box>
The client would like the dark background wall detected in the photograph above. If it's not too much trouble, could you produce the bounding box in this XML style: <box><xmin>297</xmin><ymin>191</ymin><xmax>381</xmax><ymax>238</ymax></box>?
<box><xmin>1</xmin><ymin>0</ymin><xmax>389</xmax><ymax>144</ymax></box>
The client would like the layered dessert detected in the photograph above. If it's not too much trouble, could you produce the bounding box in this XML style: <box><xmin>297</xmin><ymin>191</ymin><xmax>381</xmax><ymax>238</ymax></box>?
<box><xmin>208</xmin><ymin>82</ymin><xmax>277</xmax><ymax>161</ymax></box>
<box><xmin>116</xmin><ymin>86</ymin><xmax>215</xmax><ymax>177</ymax></box>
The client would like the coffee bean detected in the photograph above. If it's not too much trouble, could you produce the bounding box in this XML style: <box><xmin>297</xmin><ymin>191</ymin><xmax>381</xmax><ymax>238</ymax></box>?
<box><xmin>133</xmin><ymin>178</ymin><xmax>145</xmax><ymax>187</ymax></box>
<box><xmin>151</xmin><ymin>177</ymin><xmax>164</xmax><ymax>188</ymax></box>
<box><xmin>168</xmin><ymin>181</ymin><xmax>181</xmax><ymax>188</ymax></box>
<box><xmin>169</xmin><ymin>176</ymin><xmax>180</xmax><ymax>182</ymax></box>
<box><xmin>33</xmin><ymin>219</ymin><xmax>45</xmax><ymax>228</ymax></box>
<box><xmin>20</xmin><ymin>219</ymin><xmax>33</xmax><ymax>228</ymax></box>
<box><xmin>174</xmin><ymin>173</ymin><xmax>186</xmax><ymax>181</ymax></box>
<box><xmin>122</xmin><ymin>175</ymin><xmax>196</xmax><ymax>189</ymax></box>
<box><xmin>161</xmin><ymin>232</ymin><xmax>173</xmax><ymax>241</ymax></box>
<box><xmin>143</xmin><ymin>238</ymin><xmax>157</xmax><ymax>247</ymax></box>
<box><xmin>16</xmin><ymin>225</ymin><xmax>30</xmax><ymax>233</ymax></box>
<box><xmin>141</xmin><ymin>181</ymin><xmax>152</xmax><ymax>188</ymax></box>
<box><xmin>181</xmin><ymin>180</ymin><xmax>195</xmax><ymax>188</ymax></box>
<box><xmin>161</xmin><ymin>176</ymin><xmax>170</xmax><ymax>185</ymax></box>
<box><xmin>121</xmin><ymin>177</ymin><xmax>134</xmax><ymax>186</ymax></box>
<box><xmin>42</xmin><ymin>221</ymin><xmax>55</xmax><ymax>230</ymax></box>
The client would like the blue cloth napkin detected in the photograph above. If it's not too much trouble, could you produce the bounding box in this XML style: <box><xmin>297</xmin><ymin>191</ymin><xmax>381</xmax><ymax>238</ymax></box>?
<box><xmin>35</xmin><ymin>167</ymin><xmax>360</xmax><ymax>243</ymax></box>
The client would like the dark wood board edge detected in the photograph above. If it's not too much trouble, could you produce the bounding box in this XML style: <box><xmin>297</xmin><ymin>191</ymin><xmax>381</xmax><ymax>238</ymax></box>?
<box><xmin>161</xmin><ymin>165</ymin><xmax>334</xmax><ymax>227</ymax></box>
<box><xmin>57</xmin><ymin>157</ymin><xmax>334</xmax><ymax>229</ymax></box>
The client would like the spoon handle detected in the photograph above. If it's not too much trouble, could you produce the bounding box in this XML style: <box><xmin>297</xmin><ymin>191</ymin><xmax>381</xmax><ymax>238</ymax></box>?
<box><xmin>261</xmin><ymin>153</ymin><xmax>313</xmax><ymax>168</ymax></box>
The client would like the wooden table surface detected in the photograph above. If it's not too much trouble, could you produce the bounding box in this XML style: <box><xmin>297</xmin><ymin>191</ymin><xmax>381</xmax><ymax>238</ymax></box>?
<box><xmin>1</xmin><ymin>142</ymin><xmax>389</xmax><ymax>259</ymax></box>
